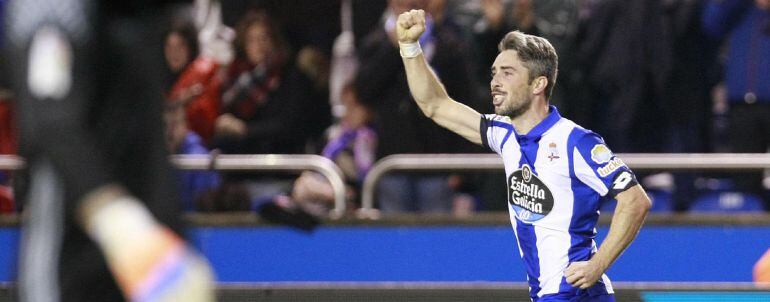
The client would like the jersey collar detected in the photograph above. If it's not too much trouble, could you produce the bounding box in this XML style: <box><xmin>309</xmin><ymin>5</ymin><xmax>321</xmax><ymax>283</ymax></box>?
<box><xmin>515</xmin><ymin>105</ymin><xmax>561</xmax><ymax>142</ymax></box>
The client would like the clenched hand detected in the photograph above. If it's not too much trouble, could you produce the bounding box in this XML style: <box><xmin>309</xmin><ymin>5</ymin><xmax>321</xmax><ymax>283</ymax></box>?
<box><xmin>396</xmin><ymin>9</ymin><xmax>426</xmax><ymax>44</ymax></box>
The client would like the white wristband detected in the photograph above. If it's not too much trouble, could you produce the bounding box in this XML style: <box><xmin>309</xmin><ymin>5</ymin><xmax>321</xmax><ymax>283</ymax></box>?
<box><xmin>399</xmin><ymin>42</ymin><xmax>422</xmax><ymax>58</ymax></box>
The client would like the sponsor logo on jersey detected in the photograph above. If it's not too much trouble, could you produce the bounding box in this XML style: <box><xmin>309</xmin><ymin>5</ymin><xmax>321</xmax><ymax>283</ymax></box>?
<box><xmin>508</xmin><ymin>164</ymin><xmax>554</xmax><ymax>223</ymax></box>
<box><xmin>590</xmin><ymin>144</ymin><xmax>612</xmax><ymax>164</ymax></box>
<box><xmin>597</xmin><ymin>157</ymin><xmax>626</xmax><ymax>177</ymax></box>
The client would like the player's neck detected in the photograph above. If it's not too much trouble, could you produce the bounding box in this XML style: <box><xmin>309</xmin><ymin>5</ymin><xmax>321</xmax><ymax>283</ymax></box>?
<box><xmin>510</xmin><ymin>101</ymin><xmax>550</xmax><ymax>135</ymax></box>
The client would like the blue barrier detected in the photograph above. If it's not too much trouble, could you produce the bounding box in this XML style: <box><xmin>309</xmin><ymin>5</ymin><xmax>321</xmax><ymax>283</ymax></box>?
<box><xmin>0</xmin><ymin>229</ymin><xmax>17</xmax><ymax>282</ymax></box>
<box><xmin>0</xmin><ymin>225</ymin><xmax>768</xmax><ymax>283</ymax></box>
<box><xmin>190</xmin><ymin>226</ymin><xmax>770</xmax><ymax>282</ymax></box>
<box><xmin>641</xmin><ymin>292</ymin><xmax>770</xmax><ymax>302</ymax></box>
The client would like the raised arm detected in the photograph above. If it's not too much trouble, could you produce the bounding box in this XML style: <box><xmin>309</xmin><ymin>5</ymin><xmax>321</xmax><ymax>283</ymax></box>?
<box><xmin>565</xmin><ymin>184</ymin><xmax>651</xmax><ymax>289</ymax></box>
<box><xmin>397</xmin><ymin>9</ymin><xmax>483</xmax><ymax>145</ymax></box>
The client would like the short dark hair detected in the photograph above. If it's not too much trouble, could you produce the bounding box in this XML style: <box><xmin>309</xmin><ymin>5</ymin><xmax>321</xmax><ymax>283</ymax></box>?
<box><xmin>498</xmin><ymin>31</ymin><xmax>558</xmax><ymax>100</ymax></box>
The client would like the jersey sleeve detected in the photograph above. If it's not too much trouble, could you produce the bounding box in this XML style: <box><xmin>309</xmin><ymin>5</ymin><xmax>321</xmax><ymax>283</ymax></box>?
<box><xmin>479</xmin><ymin>114</ymin><xmax>512</xmax><ymax>155</ymax></box>
<box><xmin>572</xmin><ymin>132</ymin><xmax>638</xmax><ymax>198</ymax></box>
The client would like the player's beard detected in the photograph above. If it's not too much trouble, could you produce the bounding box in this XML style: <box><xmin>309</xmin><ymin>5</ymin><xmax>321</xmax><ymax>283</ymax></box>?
<box><xmin>496</xmin><ymin>93</ymin><xmax>532</xmax><ymax>119</ymax></box>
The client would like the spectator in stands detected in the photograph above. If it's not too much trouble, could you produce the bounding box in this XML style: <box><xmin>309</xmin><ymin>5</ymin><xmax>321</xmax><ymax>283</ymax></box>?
<box><xmin>164</xmin><ymin>21</ymin><xmax>198</xmax><ymax>90</ymax></box>
<box><xmin>702</xmin><ymin>0</ymin><xmax>770</xmax><ymax>210</ymax></box>
<box><xmin>473</xmin><ymin>0</ymin><xmax>539</xmax><ymax>86</ymax></box>
<box><xmin>215</xmin><ymin>9</ymin><xmax>317</xmax><ymax>155</ymax></box>
<box><xmin>292</xmin><ymin>81</ymin><xmax>377</xmax><ymax>214</ymax></box>
<box><xmin>657</xmin><ymin>0</ymin><xmax>720</xmax><ymax>211</ymax></box>
<box><xmin>0</xmin><ymin>0</ymin><xmax>12</xmax><ymax>212</ymax></box>
<box><xmin>163</xmin><ymin>102</ymin><xmax>221</xmax><ymax>212</ymax></box>
<box><xmin>295</xmin><ymin>45</ymin><xmax>333</xmax><ymax>152</ymax></box>
<box><xmin>0</xmin><ymin>0</ymin><xmax>13</xmax><ymax>213</ymax></box>
<box><xmin>572</xmin><ymin>0</ymin><xmax>675</xmax><ymax>153</ymax></box>
<box><xmin>1</xmin><ymin>0</ymin><xmax>14</xmax><ymax>212</ymax></box>
<box><xmin>0</xmin><ymin>94</ymin><xmax>14</xmax><ymax>213</ymax></box>
<box><xmin>425</xmin><ymin>0</ymin><xmax>468</xmax><ymax>41</ymax></box>
<box><xmin>0</xmin><ymin>181</ymin><xmax>10</xmax><ymax>213</ymax></box>
<box><xmin>164</xmin><ymin>21</ymin><xmax>223</xmax><ymax>146</ymax></box>
<box><xmin>0</xmin><ymin>90</ymin><xmax>14</xmax><ymax>160</ymax></box>
<box><xmin>213</xmin><ymin>9</ymin><xmax>319</xmax><ymax>213</ymax></box>
<box><xmin>355</xmin><ymin>0</ymin><xmax>482</xmax><ymax>213</ymax></box>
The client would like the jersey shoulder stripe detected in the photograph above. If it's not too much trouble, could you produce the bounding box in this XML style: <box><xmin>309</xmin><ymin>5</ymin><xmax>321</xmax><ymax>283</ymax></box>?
<box><xmin>480</xmin><ymin>114</ymin><xmax>514</xmax><ymax>153</ymax></box>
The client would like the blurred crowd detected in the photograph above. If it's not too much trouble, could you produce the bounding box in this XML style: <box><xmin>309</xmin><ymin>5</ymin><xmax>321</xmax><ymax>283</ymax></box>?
<box><xmin>0</xmin><ymin>0</ymin><xmax>769</xmax><ymax>217</ymax></box>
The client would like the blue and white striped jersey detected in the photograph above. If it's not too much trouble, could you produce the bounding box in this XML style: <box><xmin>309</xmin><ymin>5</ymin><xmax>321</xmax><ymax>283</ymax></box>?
<box><xmin>479</xmin><ymin>106</ymin><xmax>637</xmax><ymax>300</ymax></box>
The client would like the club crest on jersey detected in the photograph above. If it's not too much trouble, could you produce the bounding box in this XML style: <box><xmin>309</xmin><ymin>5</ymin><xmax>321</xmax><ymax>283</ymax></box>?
<box><xmin>508</xmin><ymin>164</ymin><xmax>554</xmax><ymax>223</ymax></box>
<box><xmin>521</xmin><ymin>164</ymin><xmax>532</xmax><ymax>182</ymax></box>
<box><xmin>547</xmin><ymin>142</ymin><xmax>560</xmax><ymax>162</ymax></box>
<box><xmin>590</xmin><ymin>144</ymin><xmax>612</xmax><ymax>164</ymax></box>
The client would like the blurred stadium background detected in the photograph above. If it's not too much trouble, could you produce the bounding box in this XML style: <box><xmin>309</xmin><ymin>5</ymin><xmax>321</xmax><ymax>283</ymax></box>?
<box><xmin>1</xmin><ymin>0</ymin><xmax>770</xmax><ymax>301</ymax></box>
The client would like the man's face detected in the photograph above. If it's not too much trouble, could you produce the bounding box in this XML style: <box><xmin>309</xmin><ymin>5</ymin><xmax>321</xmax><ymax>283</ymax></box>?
<box><xmin>164</xmin><ymin>33</ymin><xmax>190</xmax><ymax>73</ymax></box>
<box><xmin>490</xmin><ymin>50</ymin><xmax>534</xmax><ymax>118</ymax></box>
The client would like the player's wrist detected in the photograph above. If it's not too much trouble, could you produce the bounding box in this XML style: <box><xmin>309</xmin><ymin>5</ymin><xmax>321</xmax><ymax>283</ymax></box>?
<box><xmin>589</xmin><ymin>256</ymin><xmax>610</xmax><ymax>273</ymax></box>
<box><xmin>399</xmin><ymin>41</ymin><xmax>422</xmax><ymax>58</ymax></box>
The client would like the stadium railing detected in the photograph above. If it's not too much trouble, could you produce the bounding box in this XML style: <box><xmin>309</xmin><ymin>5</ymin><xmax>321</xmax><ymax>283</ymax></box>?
<box><xmin>3</xmin><ymin>153</ymin><xmax>770</xmax><ymax>219</ymax></box>
<box><xmin>0</xmin><ymin>154</ymin><xmax>348</xmax><ymax>219</ymax></box>
<box><xmin>358</xmin><ymin>153</ymin><xmax>770</xmax><ymax>218</ymax></box>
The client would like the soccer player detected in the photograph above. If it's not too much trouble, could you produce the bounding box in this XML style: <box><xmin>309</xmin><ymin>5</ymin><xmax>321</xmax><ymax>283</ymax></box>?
<box><xmin>396</xmin><ymin>10</ymin><xmax>651</xmax><ymax>302</ymax></box>
<box><xmin>4</xmin><ymin>0</ymin><xmax>214</xmax><ymax>301</ymax></box>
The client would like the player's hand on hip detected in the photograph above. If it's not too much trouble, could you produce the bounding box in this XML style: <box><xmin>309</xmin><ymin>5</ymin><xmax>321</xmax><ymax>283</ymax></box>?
<box><xmin>396</xmin><ymin>9</ymin><xmax>426</xmax><ymax>44</ymax></box>
<box><xmin>565</xmin><ymin>260</ymin><xmax>603</xmax><ymax>289</ymax></box>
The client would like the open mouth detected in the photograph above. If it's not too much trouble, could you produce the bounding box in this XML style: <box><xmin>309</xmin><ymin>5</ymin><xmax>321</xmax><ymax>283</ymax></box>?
<box><xmin>492</xmin><ymin>92</ymin><xmax>506</xmax><ymax>106</ymax></box>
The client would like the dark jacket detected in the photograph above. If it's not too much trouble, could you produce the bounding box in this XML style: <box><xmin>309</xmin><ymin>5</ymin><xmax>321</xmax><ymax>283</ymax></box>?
<box><xmin>215</xmin><ymin>59</ymin><xmax>316</xmax><ymax>154</ymax></box>
<box><xmin>355</xmin><ymin>24</ymin><xmax>484</xmax><ymax>158</ymax></box>
<box><xmin>702</xmin><ymin>0</ymin><xmax>770</xmax><ymax>104</ymax></box>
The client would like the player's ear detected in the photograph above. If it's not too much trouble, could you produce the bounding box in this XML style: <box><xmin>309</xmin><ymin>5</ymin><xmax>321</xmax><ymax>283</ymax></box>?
<box><xmin>531</xmin><ymin>76</ymin><xmax>548</xmax><ymax>95</ymax></box>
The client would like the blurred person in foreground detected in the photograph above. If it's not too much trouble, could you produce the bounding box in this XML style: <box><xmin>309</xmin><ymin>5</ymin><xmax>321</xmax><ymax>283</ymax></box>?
<box><xmin>703</xmin><ymin>0</ymin><xmax>770</xmax><ymax>209</ymax></box>
<box><xmin>396</xmin><ymin>9</ymin><xmax>650</xmax><ymax>301</ymax></box>
<box><xmin>3</xmin><ymin>0</ymin><xmax>214</xmax><ymax>301</ymax></box>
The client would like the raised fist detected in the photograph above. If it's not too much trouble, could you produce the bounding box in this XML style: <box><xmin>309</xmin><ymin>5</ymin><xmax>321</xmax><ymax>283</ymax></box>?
<box><xmin>396</xmin><ymin>9</ymin><xmax>426</xmax><ymax>44</ymax></box>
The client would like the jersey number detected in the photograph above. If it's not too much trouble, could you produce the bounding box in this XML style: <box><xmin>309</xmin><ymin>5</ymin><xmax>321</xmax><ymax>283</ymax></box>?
<box><xmin>613</xmin><ymin>172</ymin><xmax>633</xmax><ymax>190</ymax></box>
